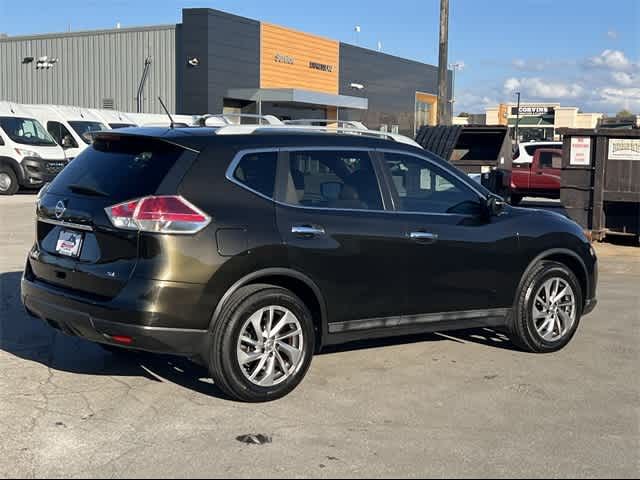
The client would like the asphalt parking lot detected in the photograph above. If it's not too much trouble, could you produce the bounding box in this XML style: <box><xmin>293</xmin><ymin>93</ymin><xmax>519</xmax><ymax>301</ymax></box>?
<box><xmin>1</xmin><ymin>193</ymin><xmax>638</xmax><ymax>478</ymax></box>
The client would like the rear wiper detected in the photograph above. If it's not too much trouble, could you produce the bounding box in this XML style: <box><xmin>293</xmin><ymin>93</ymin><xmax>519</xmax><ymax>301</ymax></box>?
<box><xmin>68</xmin><ymin>183</ymin><xmax>110</xmax><ymax>197</ymax></box>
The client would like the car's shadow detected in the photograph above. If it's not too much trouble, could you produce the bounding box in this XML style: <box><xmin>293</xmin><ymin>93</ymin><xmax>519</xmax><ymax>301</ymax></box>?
<box><xmin>1</xmin><ymin>270</ymin><xmax>520</xmax><ymax>401</ymax></box>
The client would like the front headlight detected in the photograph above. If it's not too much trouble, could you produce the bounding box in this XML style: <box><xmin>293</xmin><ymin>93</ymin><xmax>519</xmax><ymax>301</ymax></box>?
<box><xmin>15</xmin><ymin>148</ymin><xmax>41</xmax><ymax>159</ymax></box>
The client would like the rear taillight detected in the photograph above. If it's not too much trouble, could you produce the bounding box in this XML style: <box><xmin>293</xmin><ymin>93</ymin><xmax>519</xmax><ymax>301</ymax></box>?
<box><xmin>105</xmin><ymin>195</ymin><xmax>210</xmax><ymax>234</ymax></box>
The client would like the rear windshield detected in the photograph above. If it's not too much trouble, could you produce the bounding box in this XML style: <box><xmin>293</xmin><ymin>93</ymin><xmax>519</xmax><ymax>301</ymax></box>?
<box><xmin>525</xmin><ymin>144</ymin><xmax>562</xmax><ymax>156</ymax></box>
<box><xmin>48</xmin><ymin>135</ymin><xmax>185</xmax><ymax>200</ymax></box>
<box><xmin>68</xmin><ymin>121</ymin><xmax>108</xmax><ymax>144</ymax></box>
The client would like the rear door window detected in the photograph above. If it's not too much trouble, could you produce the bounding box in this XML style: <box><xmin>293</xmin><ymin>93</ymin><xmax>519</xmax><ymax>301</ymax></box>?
<box><xmin>525</xmin><ymin>145</ymin><xmax>540</xmax><ymax>157</ymax></box>
<box><xmin>283</xmin><ymin>150</ymin><xmax>383</xmax><ymax>211</ymax></box>
<box><xmin>48</xmin><ymin>135</ymin><xmax>186</xmax><ymax>201</ymax></box>
<box><xmin>539</xmin><ymin>152</ymin><xmax>553</xmax><ymax>169</ymax></box>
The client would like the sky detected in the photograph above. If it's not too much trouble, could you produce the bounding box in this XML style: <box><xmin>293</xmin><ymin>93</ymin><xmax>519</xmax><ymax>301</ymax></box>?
<box><xmin>1</xmin><ymin>0</ymin><xmax>638</xmax><ymax>114</ymax></box>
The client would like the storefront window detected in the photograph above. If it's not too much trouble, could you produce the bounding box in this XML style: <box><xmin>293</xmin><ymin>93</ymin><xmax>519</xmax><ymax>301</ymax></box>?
<box><xmin>415</xmin><ymin>101</ymin><xmax>431</xmax><ymax>130</ymax></box>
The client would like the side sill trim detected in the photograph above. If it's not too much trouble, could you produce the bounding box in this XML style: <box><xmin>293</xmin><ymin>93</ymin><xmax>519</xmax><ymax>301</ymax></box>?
<box><xmin>328</xmin><ymin>308</ymin><xmax>511</xmax><ymax>334</ymax></box>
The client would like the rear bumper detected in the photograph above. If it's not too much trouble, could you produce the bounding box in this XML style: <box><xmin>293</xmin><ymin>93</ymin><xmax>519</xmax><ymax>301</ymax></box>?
<box><xmin>21</xmin><ymin>273</ymin><xmax>209</xmax><ymax>356</ymax></box>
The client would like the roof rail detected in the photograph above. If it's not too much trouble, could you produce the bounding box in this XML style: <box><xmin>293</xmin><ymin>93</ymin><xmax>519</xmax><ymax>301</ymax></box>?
<box><xmin>283</xmin><ymin>119</ymin><xmax>368</xmax><ymax>130</ymax></box>
<box><xmin>198</xmin><ymin>113</ymin><xmax>283</xmax><ymax>127</ymax></box>
<box><xmin>214</xmin><ymin>123</ymin><xmax>422</xmax><ymax>148</ymax></box>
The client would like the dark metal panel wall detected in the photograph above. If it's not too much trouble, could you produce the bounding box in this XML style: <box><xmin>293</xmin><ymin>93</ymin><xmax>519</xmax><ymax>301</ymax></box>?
<box><xmin>180</xmin><ymin>8</ymin><xmax>260</xmax><ymax>115</ymax></box>
<box><xmin>338</xmin><ymin>43</ymin><xmax>449</xmax><ymax>136</ymax></box>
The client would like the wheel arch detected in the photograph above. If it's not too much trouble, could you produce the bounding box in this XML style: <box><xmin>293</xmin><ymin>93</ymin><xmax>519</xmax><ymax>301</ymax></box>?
<box><xmin>209</xmin><ymin>268</ymin><xmax>328</xmax><ymax>350</ymax></box>
<box><xmin>518</xmin><ymin>248</ymin><xmax>589</xmax><ymax>309</ymax></box>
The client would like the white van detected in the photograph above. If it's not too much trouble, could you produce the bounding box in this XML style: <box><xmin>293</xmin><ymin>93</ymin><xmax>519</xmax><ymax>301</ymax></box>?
<box><xmin>126</xmin><ymin>112</ymin><xmax>199</xmax><ymax>128</ymax></box>
<box><xmin>88</xmin><ymin>109</ymin><xmax>138</xmax><ymax>130</ymax></box>
<box><xmin>0</xmin><ymin>102</ymin><xmax>68</xmax><ymax>195</ymax></box>
<box><xmin>513</xmin><ymin>141</ymin><xmax>563</xmax><ymax>163</ymax></box>
<box><xmin>27</xmin><ymin>105</ymin><xmax>108</xmax><ymax>160</ymax></box>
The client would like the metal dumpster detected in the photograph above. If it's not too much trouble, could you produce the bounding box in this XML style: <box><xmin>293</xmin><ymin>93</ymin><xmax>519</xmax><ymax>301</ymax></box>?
<box><xmin>415</xmin><ymin>125</ymin><xmax>513</xmax><ymax>198</ymax></box>
<box><xmin>559</xmin><ymin>128</ymin><xmax>640</xmax><ymax>242</ymax></box>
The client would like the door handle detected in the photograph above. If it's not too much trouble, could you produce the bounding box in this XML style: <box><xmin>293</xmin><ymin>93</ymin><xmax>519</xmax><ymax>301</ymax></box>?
<box><xmin>409</xmin><ymin>232</ymin><xmax>438</xmax><ymax>244</ymax></box>
<box><xmin>292</xmin><ymin>225</ymin><xmax>326</xmax><ymax>237</ymax></box>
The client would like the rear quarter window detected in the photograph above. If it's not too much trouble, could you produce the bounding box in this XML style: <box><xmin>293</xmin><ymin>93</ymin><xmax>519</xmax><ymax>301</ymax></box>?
<box><xmin>232</xmin><ymin>151</ymin><xmax>278</xmax><ymax>198</ymax></box>
<box><xmin>48</xmin><ymin>136</ymin><xmax>186</xmax><ymax>201</ymax></box>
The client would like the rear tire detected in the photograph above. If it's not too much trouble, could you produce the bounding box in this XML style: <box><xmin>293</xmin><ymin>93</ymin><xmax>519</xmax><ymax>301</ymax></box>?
<box><xmin>508</xmin><ymin>261</ymin><xmax>583</xmax><ymax>353</ymax></box>
<box><xmin>208</xmin><ymin>284</ymin><xmax>315</xmax><ymax>402</ymax></box>
<box><xmin>510</xmin><ymin>194</ymin><xmax>523</xmax><ymax>206</ymax></box>
<box><xmin>0</xmin><ymin>167</ymin><xmax>19</xmax><ymax>196</ymax></box>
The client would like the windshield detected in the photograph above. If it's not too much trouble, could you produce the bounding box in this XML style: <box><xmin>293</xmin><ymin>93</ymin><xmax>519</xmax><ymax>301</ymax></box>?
<box><xmin>0</xmin><ymin>117</ymin><xmax>57</xmax><ymax>146</ymax></box>
<box><xmin>68</xmin><ymin>121</ymin><xmax>108</xmax><ymax>145</ymax></box>
<box><xmin>109</xmin><ymin>123</ymin><xmax>136</xmax><ymax>129</ymax></box>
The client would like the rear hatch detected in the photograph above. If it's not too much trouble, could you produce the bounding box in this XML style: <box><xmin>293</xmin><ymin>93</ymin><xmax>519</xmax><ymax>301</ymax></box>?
<box><xmin>30</xmin><ymin>134</ymin><xmax>193</xmax><ymax>298</ymax></box>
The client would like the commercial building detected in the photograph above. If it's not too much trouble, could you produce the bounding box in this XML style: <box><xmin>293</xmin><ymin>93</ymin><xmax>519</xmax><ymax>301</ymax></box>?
<box><xmin>485</xmin><ymin>103</ymin><xmax>603</xmax><ymax>142</ymax></box>
<box><xmin>0</xmin><ymin>8</ymin><xmax>450</xmax><ymax>136</ymax></box>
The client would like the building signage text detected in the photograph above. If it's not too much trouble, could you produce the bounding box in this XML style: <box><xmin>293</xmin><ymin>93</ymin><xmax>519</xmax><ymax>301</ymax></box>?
<box><xmin>608</xmin><ymin>138</ymin><xmax>640</xmax><ymax>161</ymax></box>
<box><xmin>512</xmin><ymin>106</ymin><xmax>555</xmax><ymax>116</ymax></box>
<box><xmin>274</xmin><ymin>53</ymin><xmax>295</xmax><ymax>65</ymax></box>
<box><xmin>274</xmin><ymin>54</ymin><xmax>334</xmax><ymax>74</ymax></box>
<box><xmin>309</xmin><ymin>61</ymin><xmax>334</xmax><ymax>73</ymax></box>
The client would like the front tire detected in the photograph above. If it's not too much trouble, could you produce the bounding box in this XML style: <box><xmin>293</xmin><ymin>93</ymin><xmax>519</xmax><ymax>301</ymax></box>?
<box><xmin>510</xmin><ymin>194</ymin><xmax>523</xmax><ymax>206</ymax></box>
<box><xmin>208</xmin><ymin>284</ymin><xmax>315</xmax><ymax>402</ymax></box>
<box><xmin>508</xmin><ymin>261</ymin><xmax>583</xmax><ymax>353</ymax></box>
<box><xmin>0</xmin><ymin>167</ymin><xmax>19</xmax><ymax>196</ymax></box>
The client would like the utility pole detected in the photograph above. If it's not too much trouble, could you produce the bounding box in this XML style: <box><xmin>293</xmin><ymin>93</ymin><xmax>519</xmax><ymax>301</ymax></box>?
<box><xmin>437</xmin><ymin>0</ymin><xmax>450</xmax><ymax>125</ymax></box>
<box><xmin>514</xmin><ymin>91</ymin><xmax>521</xmax><ymax>146</ymax></box>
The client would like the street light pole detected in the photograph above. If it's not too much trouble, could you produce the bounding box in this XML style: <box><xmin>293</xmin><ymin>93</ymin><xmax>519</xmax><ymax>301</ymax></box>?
<box><xmin>514</xmin><ymin>91</ymin><xmax>521</xmax><ymax>146</ymax></box>
<box><xmin>449</xmin><ymin>62</ymin><xmax>463</xmax><ymax>114</ymax></box>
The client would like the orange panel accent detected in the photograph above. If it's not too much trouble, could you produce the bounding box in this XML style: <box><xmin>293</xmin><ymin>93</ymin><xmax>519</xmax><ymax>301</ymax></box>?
<box><xmin>261</xmin><ymin>23</ymin><xmax>339</xmax><ymax>94</ymax></box>
<box><xmin>498</xmin><ymin>103</ymin><xmax>509</xmax><ymax>126</ymax></box>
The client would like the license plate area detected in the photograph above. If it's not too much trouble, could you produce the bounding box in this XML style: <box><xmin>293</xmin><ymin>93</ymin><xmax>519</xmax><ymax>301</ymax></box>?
<box><xmin>55</xmin><ymin>229</ymin><xmax>84</xmax><ymax>258</ymax></box>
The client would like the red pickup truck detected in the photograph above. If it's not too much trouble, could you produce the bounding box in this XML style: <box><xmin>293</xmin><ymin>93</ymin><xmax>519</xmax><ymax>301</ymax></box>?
<box><xmin>510</xmin><ymin>148</ymin><xmax>563</xmax><ymax>205</ymax></box>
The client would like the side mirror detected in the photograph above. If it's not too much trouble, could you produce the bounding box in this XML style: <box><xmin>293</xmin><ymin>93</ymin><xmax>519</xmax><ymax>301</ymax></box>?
<box><xmin>61</xmin><ymin>135</ymin><xmax>74</xmax><ymax>149</ymax></box>
<box><xmin>486</xmin><ymin>195</ymin><xmax>506</xmax><ymax>217</ymax></box>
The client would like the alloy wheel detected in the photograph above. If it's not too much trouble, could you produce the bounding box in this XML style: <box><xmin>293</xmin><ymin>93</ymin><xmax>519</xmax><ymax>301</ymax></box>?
<box><xmin>236</xmin><ymin>306</ymin><xmax>305</xmax><ymax>387</ymax></box>
<box><xmin>532</xmin><ymin>277</ymin><xmax>577</xmax><ymax>342</ymax></box>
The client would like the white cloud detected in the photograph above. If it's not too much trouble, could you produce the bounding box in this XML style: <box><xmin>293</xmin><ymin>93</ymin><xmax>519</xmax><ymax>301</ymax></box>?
<box><xmin>504</xmin><ymin>77</ymin><xmax>584</xmax><ymax>99</ymax></box>
<box><xmin>460</xmin><ymin>48</ymin><xmax>639</xmax><ymax>114</ymax></box>
<box><xmin>587</xmin><ymin>49</ymin><xmax>632</xmax><ymax>70</ymax></box>
<box><xmin>607</xmin><ymin>30</ymin><xmax>618</xmax><ymax>40</ymax></box>
<box><xmin>596</xmin><ymin>87</ymin><xmax>640</xmax><ymax>110</ymax></box>
<box><xmin>454</xmin><ymin>91</ymin><xmax>498</xmax><ymax>115</ymax></box>
<box><xmin>512</xmin><ymin>58</ymin><xmax>545</xmax><ymax>71</ymax></box>
<box><xmin>612</xmin><ymin>71</ymin><xmax>635</xmax><ymax>86</ymax></box>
